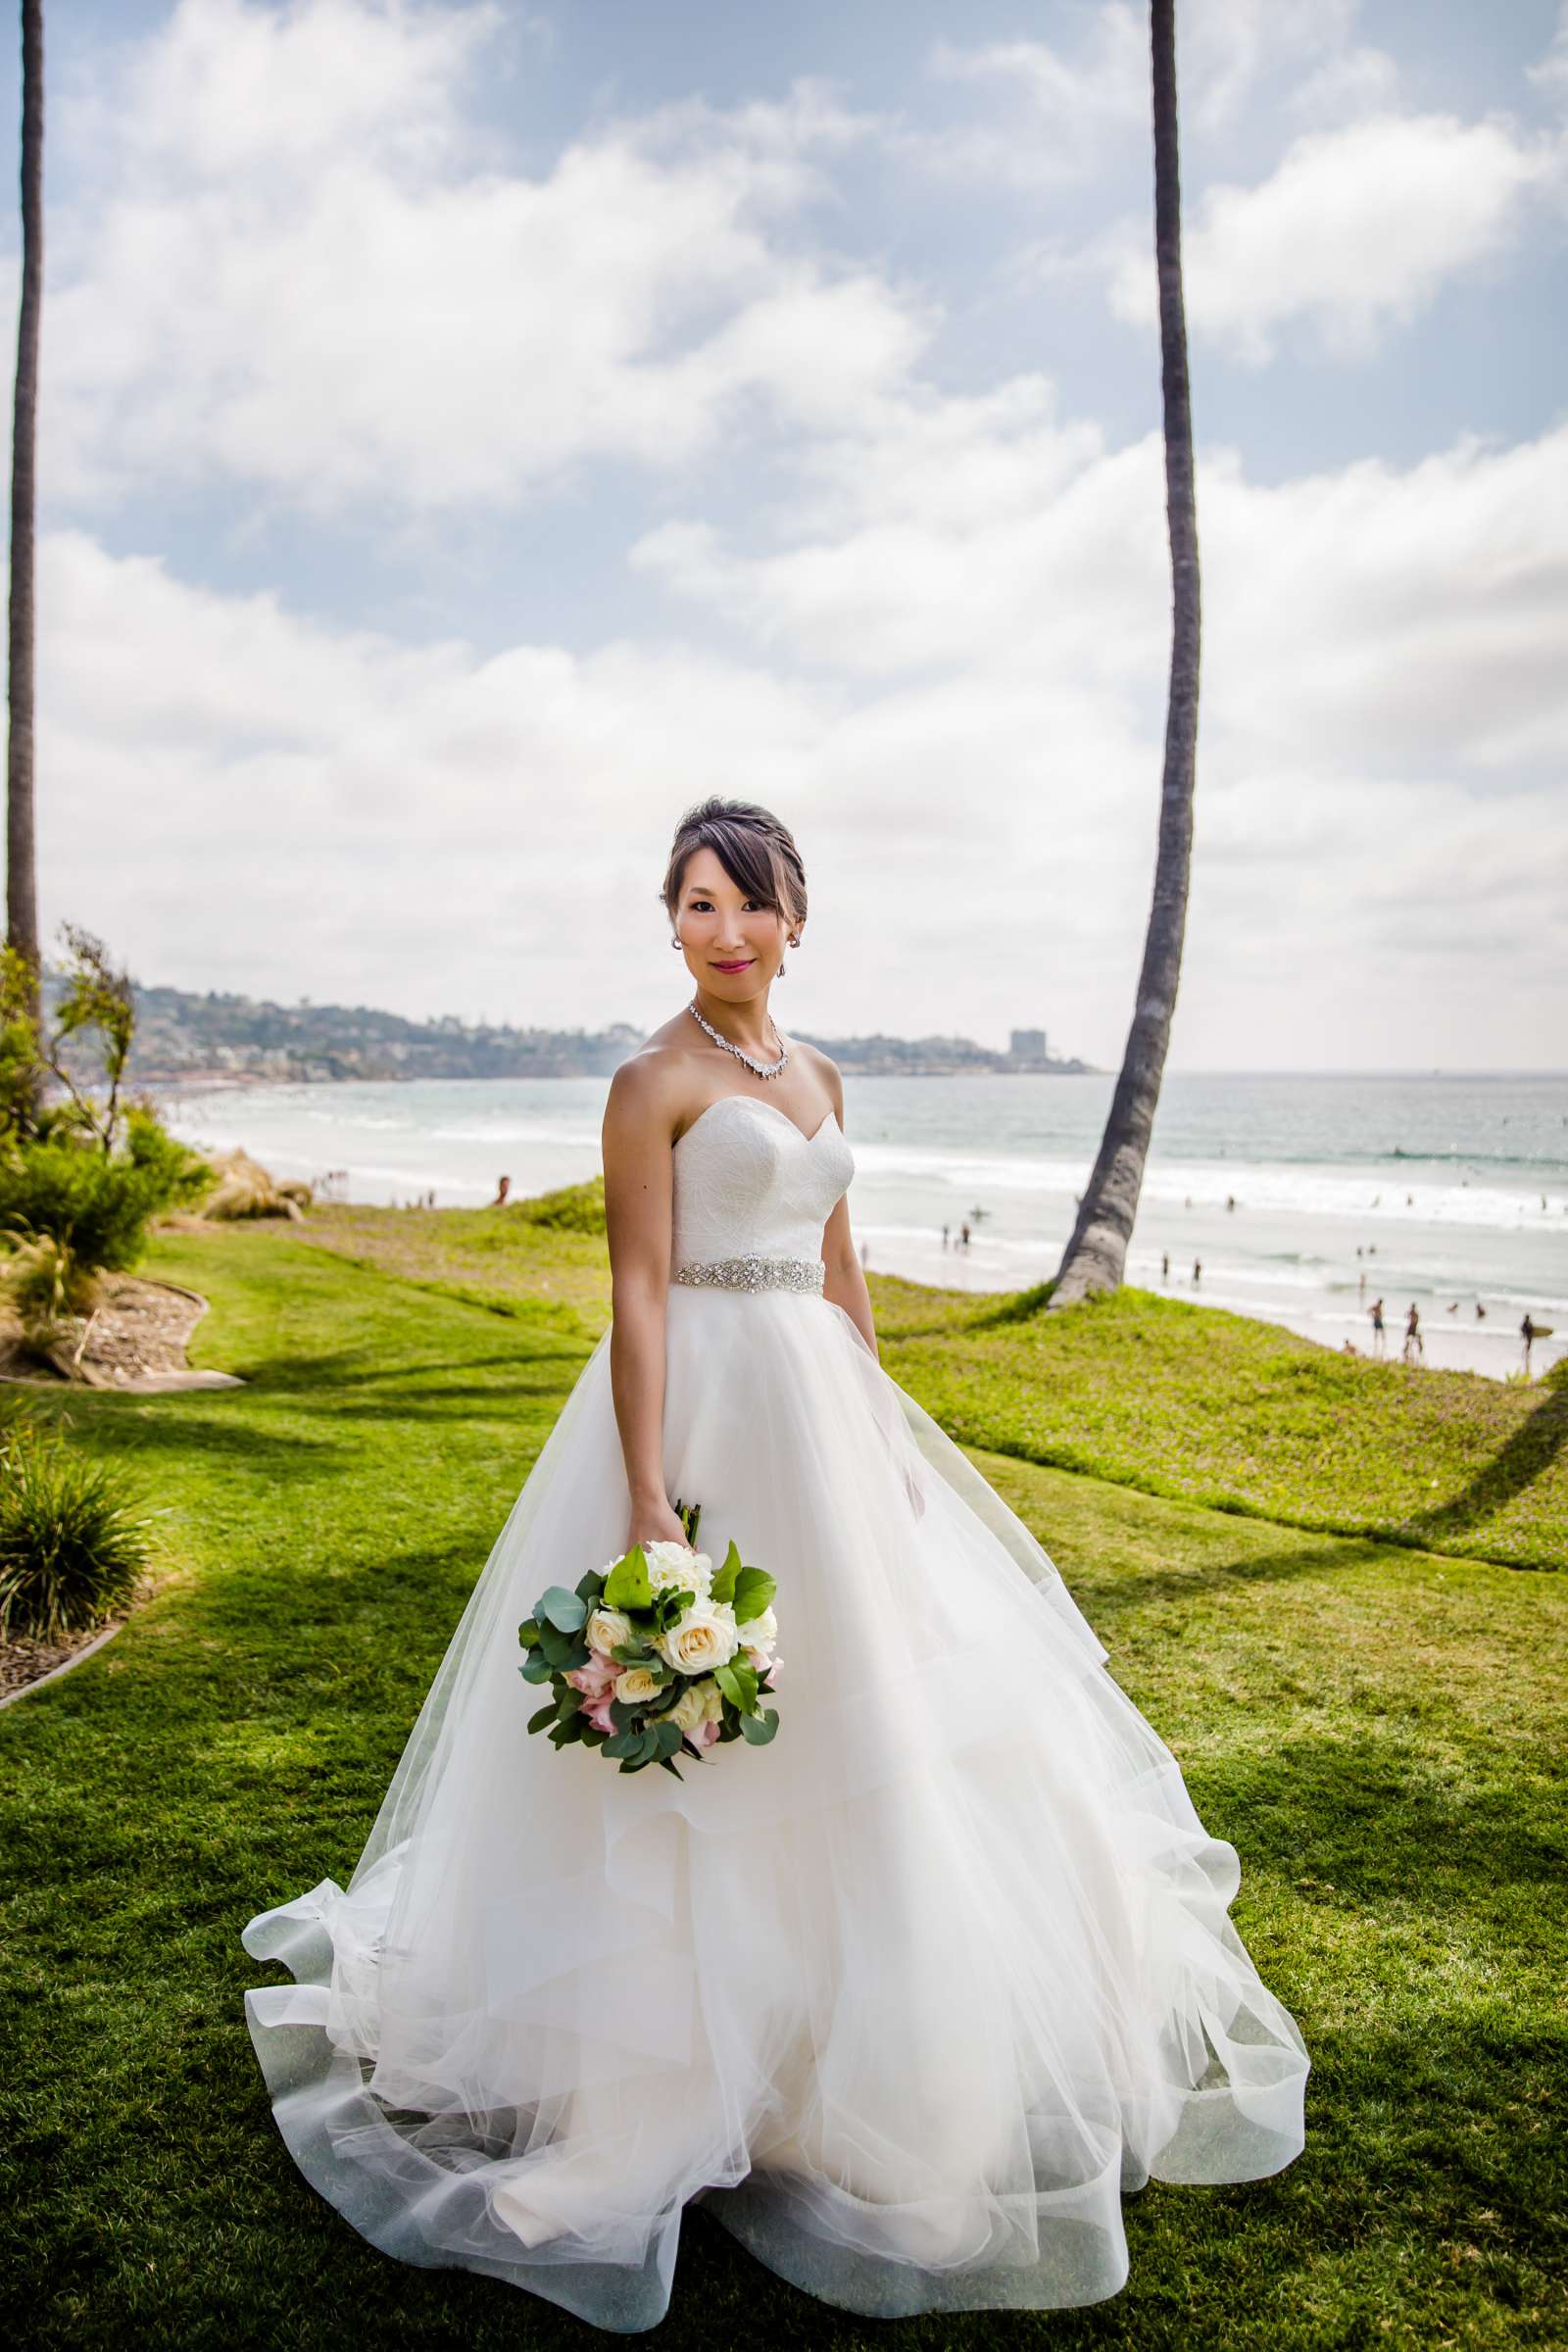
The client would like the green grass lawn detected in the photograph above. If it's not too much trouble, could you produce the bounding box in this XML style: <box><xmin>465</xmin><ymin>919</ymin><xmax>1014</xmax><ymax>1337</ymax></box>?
<box><xmin>303</xmin><ymin>1199</ymin><xmax>1568</xmax><ymax>1571</ymax></box>
<box><xmin>1</xmin><ymin>1220</ymin><xmax>1564</xmax><ymax>2350</ymax></box>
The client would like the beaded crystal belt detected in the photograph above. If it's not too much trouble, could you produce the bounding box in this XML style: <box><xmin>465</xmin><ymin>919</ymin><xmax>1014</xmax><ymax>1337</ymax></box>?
<box><xmin>672</xmin><ymin>1254</ymin><xmax>825</xmax><ymax>1295</ymax></box>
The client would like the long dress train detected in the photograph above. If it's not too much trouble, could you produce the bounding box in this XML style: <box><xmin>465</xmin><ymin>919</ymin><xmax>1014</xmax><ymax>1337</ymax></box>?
<box><xmin>241</xmin><ymin>1092</ymin><xmax>1309</xmax><ymax>2330</ymax></box>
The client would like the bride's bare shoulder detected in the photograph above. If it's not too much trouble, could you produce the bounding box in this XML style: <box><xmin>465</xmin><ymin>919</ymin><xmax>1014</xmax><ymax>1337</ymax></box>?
<box><xmin>603</xmin><ymin>1038</ymin><xmax>705</xmax><ymax>1147</ymax></box>
<box><xmin>790</xmin><ymin>1036</ymin><xmax>845</xmax><ymax>1109</ymax></box>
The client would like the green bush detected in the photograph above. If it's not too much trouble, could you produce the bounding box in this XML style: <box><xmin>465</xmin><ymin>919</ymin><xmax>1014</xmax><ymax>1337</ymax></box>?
<box><xmin>122</xmin><ymin>1105</ymin><xmax>212</xmax><ymax>1207</ymax></box>
<box><xmin>0</xmin><ymin>1115</ymin><xmax>210</xmax><ymax>1275</ymax></box>
<box><xmin>0</xmin><ymin>1412</ymin><xmax>154</xmax><ymax>1641</ymax></box>
<box><xmin>515</xmin><ymin>1173</ymin><xmax>607</xmax><ymax>1234</ymax></box>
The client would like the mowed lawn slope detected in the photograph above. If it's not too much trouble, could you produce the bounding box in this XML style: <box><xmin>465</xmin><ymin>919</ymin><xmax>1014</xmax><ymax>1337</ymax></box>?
<box><xmin>301</xmin><ymin>1199</ymin><xmax>1568</xmax><ymax>1572</ymax></box>
<box><xmin>0</xmin><ymin>1221</ymin><xmax>1562</xmax><ymax>2351</ymax></box>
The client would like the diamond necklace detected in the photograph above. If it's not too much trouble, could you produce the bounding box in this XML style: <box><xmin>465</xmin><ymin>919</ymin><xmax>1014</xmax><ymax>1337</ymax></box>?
<box><xmin>687</xmin><ymin>996</ymin><xmax>789</xmax><ymax>1079</ymax></box>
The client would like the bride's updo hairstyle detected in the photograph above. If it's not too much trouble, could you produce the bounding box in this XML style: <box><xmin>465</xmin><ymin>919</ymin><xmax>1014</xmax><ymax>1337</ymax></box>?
<box><xmin>661</xmin><ymin>796</ymin><xmax>808</xmax><ymax>937</ymax></box>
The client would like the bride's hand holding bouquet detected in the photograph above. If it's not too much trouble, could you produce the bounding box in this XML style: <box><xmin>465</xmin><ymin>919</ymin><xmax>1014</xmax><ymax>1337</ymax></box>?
<box><xmin>518</xmin><ymin>1496</ymin><xmax>782</xmax><ymax>1779</ymax></box>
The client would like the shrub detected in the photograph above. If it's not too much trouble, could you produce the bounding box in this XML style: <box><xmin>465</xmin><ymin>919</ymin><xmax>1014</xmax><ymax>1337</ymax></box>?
<box><xmin>0</xmin><ymin>1413</ymin><xmax>154</xmax><ymax>1641</ymax></box>
<box><xmin>122</xmin><ymin>1104</ymin><xmax>212</xmax><ymax>1208</ymax></box>
<box><xmin>0</xmin><ymin>927</ymin><xmax>213</xmax><ymax>1276</ymax></box>
<box><xmin>0</xmin><ymin>1137</ymin><xmax>187</xmax><ymax>1271</ymax></box>
<box><xmin>515</xmin><ymin>1173</ymin><xmax>607</xmax><ymax>1234</ymax></box>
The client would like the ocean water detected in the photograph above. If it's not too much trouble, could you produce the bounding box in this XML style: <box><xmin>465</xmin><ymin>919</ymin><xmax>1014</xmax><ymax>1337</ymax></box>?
<box><xmin>157</xmin><ymin>1070</ymin><xmax>1568</xmax><ymax>1383</ymax></box>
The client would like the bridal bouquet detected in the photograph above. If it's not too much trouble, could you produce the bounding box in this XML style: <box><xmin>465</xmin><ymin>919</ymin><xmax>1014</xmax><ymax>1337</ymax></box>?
<box><xmin>518</xmin><ymin>1498</ymin><xmax>781</xmax><ymax>1779</ymax></box>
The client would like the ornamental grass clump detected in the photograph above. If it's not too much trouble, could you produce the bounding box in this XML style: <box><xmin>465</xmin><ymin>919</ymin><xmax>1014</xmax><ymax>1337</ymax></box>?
<box><xmin>197</xmin><ymin>1149</ymin><xmax>312</xmax><ymax>1223</ymax></box>
<box><xmin>0</xmin><ymin>1230</ymin><xmax>101</xmax><ymax>1353</ymax></box>
<box><xmin>0</xmin><ymin>1406</ymin><xmax>155</xmax><ymax>1641</ymax></box>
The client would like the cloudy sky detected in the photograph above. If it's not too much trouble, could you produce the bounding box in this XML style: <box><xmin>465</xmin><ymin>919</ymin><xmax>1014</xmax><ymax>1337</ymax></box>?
<box><xmin>4</xmin><ymin>0</ymin><xmax>1565</xmax><ymax>1070</ymax></box>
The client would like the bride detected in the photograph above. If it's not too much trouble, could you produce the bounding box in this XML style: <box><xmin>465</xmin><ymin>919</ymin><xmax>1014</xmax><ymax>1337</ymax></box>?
<box><xmin>241</xmin><ymin>796</ymin><xmax>1309</xmax><ymax>2330</ymax></box>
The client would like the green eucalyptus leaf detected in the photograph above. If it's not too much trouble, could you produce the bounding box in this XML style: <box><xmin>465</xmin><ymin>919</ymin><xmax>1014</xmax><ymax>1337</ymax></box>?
<box><xmin>537</xmin><ymin>1585</ymin><xmax>589</xmax><ymax>1633</ymax></box>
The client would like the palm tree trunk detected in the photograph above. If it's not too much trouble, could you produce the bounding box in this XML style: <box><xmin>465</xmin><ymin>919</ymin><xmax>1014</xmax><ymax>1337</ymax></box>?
<box><xmin>1049</xmin><ymin>0</ymin><xmax>1199</xmax><ymax>1311</ymax></box>
<box><xmin>6</xmin><ymin>0</ymin><xmax>43</xmax><ymax>1032</ymax></box>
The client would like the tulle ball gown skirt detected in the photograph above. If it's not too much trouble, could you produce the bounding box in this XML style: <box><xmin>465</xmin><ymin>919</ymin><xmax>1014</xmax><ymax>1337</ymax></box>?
<box><xmin>241</xmin><ymin>1285</ymin><xmax>1309</xmax><ymax>2330</ymax></box>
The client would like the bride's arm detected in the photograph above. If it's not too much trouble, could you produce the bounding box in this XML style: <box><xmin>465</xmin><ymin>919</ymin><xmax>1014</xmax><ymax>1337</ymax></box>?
<box><xmin>602</xmin><ymin>1059</ymin><xmax>687</xmax><ymax>1547</ymax></box>
<box><xmin>822</xmin><ymin>1194</ymin><xmax>877</xmax><ymax>1358</ymax></box>
<box><xmin>816</xmin><ymin>1066</ymin><xmax>879</xmax><ymax>1359</ymax></box>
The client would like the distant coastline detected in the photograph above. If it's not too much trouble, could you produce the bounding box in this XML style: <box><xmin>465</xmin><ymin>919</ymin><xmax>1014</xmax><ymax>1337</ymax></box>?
<box><xmin>121</xmin><ymin>982</ymin><xmax>1101</xmax><ymax>1088</ymax></box>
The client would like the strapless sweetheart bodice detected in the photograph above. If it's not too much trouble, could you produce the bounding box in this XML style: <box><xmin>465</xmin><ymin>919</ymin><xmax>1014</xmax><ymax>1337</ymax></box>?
<box><xmin>670</xmin><ymin>1094</ymin><xmax>856</xmax><ymax>1271</ymax></box>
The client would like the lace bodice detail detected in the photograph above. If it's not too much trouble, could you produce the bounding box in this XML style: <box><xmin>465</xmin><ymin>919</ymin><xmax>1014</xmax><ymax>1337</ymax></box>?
<box><xmin>671</xmin><ymin>1096</ymin><xmax>856</xmax><ymax>1268</ymax></box>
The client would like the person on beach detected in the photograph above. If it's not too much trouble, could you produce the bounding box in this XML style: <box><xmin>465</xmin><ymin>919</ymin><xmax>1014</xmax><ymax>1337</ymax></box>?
<box><xmin>1369</xmin><ymin>1298</ymin><xmax>1385</xmax><ymax>1355</ymax></box>
<box><xmin>1193</xmin><ymin>1257</ymin><xmax>1201</xmax><ymax>1286</ymax></box>
<box><xmin>1161</xmin><ymin>1252</ymin><xmax>1169</xmax><ymax>1281</ymax></box>
<box><xmin>1402</xmin><ymin>1303</ymin><xmax>1423</xmax><ymax>1364</ymax></box>
<box><xmin>492</xmin><ymin>1175</ymin><xmax>512</xmax><ymax>1207</ymax></box>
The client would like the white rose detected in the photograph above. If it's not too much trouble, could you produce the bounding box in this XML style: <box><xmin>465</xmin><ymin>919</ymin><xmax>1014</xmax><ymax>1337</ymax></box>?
<box><xmin>735</xmin><ymin>1603</ymin><xmax>776</xmax><ymax>1654</ymax></box>
<box><xmin>699</xmin><ymin>1677</ymin><xmax>724</xmax><ymax>1723</ymax></box>
<box><xmin>657</xmin><ymin>1597</ymin><xmax>740</xmax><ymax>1675</ymax></box>
<box><xmin>587</xmin><ymin>1606</ymin><xmax>636</xmax><ymax>1657</ymax></box>
<box><xmin>644</xmin><ymin>1541</ymin><xmax>711</xmax><ymax>1599</ymax></box>
<box><xmin>666</xmin><ymin>1682</ymin><xmax>709</xmax><ymax>1734</ymax></box>
<box><xmin>613</xmin><ymin>1665</ymin><xmax>662</xmax><ymax>1704</ymax></box>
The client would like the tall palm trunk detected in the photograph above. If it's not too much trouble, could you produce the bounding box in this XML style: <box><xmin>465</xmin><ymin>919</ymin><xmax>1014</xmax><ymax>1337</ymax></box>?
<box><xmin>1049</xmin><ymin>0</ymin><xmax>1198</xmax><ymax>1311</ymax></box>
<box><xmin>6</xmin><ymin>0</ymin><xmax>42</xmax><ymax>1033</ymax></box>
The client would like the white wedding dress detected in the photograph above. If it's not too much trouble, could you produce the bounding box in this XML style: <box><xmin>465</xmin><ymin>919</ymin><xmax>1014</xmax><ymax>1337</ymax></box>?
<box><xmin>241</xmin><ymin>1093</ymin><xmax>1309</xmax><ymax>2330</ymax></box>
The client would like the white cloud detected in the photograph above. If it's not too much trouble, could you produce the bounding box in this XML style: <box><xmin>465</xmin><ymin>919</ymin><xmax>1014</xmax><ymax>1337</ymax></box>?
<box><xmin>43</xmin><ymin>0</ymin><xmax>912</xmax><ymax>514</ymax></box>
<box><xmin>19</xmin><ymin>0</ymin><xmax>1565</xmax><ymax>1073</ymax></box>
<box><xmin>911</xmin><ymin>10</ymin><xmax>1149</xmax><ymax>189</ymax></box>
<box><xmin>39</xmin><ymin>394</ymin><xmax>1568</xmax><ymax>1063</ymax></box>
<box><xmin>904</xmin><ymin>0</ymin><xmax>1377</xmax><ymax>188</ymax></box>
<box><xmin>634</xmin><ymin>381</ymin><xmax>1568</xmax><ymax>778</ymax></box>
<box><xmin>1530</xmin><ymin>2</ymin><xmax>1568</xmax><ymax>112</ymax></box>
<box><xmin>1286</xmin><ymin>42</ymin><xmax>1400</xmax><ymax>125</ymax></box>
<box><xmin>625</xmin><ymin>392</ymin><xmax>1568</xmax><ymax>1061</ymax></box>
<box><xmin>1099</xmin><ymin>110</ymin><xmax>1565</xmax><ymax>365</ymax></box>
<box><xmin>36</xmin><ymin>528</ymin><xmax>829</xmax><ymax>1012</ymax></box>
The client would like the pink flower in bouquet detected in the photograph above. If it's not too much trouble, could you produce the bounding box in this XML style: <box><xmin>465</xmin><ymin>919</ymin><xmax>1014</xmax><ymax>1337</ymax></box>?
<box><xmin>689</xmin><ymin>1715</ymin><xmax>721</xmax><ymax>1753</ymax></box>
<box><xmin>749</xmin><ymin>1647</ymin><xmax>781</xmax><ymax>1682</ymax></box>
<box><xmin>566</xmin><ymin>1656</ymin><xmax>619</xmax><ymax>1698</ymax></box>
<box><xmin>582</xmin><ymin>1689</ymin><xmax>617</xmax><ymax>1736</ymax></box>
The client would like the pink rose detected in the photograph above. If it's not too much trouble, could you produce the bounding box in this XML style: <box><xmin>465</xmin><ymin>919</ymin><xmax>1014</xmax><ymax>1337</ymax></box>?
<box><xmin>753</xmin><ymin>1649</ymin><xmax>781</xmax><ymax>1684</ymax></box>
<box><xmin>583</xmin><ymin>1690</ymin><xmax>616</xmax><ymax>1735</ymax></box>
<box><xmin>689</xmin><ymin>1716</ymin><xmax>721</xmax><ymax>1753</ymax></box>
